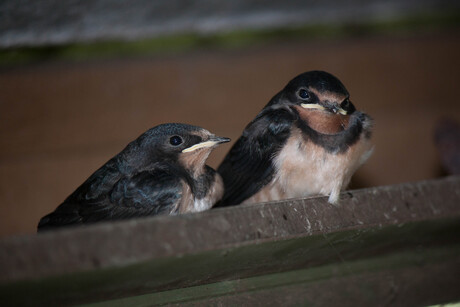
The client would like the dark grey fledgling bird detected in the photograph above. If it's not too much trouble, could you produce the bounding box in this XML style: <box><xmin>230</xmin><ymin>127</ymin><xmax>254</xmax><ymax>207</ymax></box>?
<box><xmin>217</xmin><ymin>71</ymin><xmax>373</xmax><ymax>206</ymax></box>
<box><xmin>38</xmin><ymin>123</ymin><xmax>230</xmax><ymax>231</ymax></box>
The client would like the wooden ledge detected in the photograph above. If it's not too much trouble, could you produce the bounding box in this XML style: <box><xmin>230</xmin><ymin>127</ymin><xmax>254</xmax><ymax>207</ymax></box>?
<box><xmin>0</xmin><ymin>176</ymin><xmax>459</xmax><ymax>306</ymax></box>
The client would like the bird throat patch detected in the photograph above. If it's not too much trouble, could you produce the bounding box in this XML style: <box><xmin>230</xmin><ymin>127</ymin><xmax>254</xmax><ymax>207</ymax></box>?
<box><xmin>294</xmin><ymin>105</ymin><xmax>350</xmax><ymax>135</ymax></box>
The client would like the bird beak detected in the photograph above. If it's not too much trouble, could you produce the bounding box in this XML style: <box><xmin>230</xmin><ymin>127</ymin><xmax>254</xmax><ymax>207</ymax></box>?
<box><xmin>301</xmin><ymin>103</ymin><xmax>347</xmax><ymax>115</ymax></box>
<box><xmin>332</xmin><ymin>106</ymin><xmax>348</xmax><ymax>115</ymax></box>
<box><xmin>182</xmin><ymin>136</ymin><xmax>231</xmax><ymax>153</ymax></box>
<box><xmin>301</xmin><ymin>103</ymin><xmax>326</xmax><ymax>111</ymax></box>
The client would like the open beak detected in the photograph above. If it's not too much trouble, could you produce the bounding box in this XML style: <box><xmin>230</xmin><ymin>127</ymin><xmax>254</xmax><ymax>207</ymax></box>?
<box><xmin>182</xmin><ymin>136</ymin><xmax>231</xmax><ymax>153</ymax></box>
<box><xmin>301</xmin><ymin>103</ymin><xmax>347</xmax><ymax>115</ymax></box>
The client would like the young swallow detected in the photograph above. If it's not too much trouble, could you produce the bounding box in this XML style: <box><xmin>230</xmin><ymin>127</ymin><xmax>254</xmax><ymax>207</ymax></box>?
<box><xmin>217</xmin><ymin>71</ymin><xmax>373</xmax><ymax>206</ymax></box>
<box><xmin>38</xmin><ymin>123</ymin><xmax>230</xmax><ymax>231</ymax></box>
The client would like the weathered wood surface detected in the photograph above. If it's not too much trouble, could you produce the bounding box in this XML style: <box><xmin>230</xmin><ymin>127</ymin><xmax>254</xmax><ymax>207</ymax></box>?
<box><xmin>0</xmin><ymin>176</ymin><xmax>459</xmax><ymax>306</ymax></box>
<box><xmin>1</xmin><ymin>0</ymin><xmax>458</xmax><ymax>47</ymax></box>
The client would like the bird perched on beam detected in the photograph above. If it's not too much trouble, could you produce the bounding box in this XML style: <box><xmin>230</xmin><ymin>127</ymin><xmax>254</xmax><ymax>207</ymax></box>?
<box><xmin>38</xmin><ymin>123</ymin><xmax>230</xmax><ymax>231</ymax></box>
<box><xmin>217</xmin><ymin>71</ymin><xmax>373</xmax><ymax>206</ymax></box>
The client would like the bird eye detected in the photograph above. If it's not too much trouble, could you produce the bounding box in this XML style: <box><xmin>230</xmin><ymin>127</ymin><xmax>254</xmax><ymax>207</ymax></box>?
<box><xmin>169</xmin><ymin>136</ymin><xmax>183</xmax><ymax>146</ymax></box>
<box><xmin>298</xmin><ymin>89</ymin><xmax>310</xmax><ymax>100</ymax></box>
<box><xmin>341</xmin><ymin>98</ymin><xmax>354</xmax><ymax>109</ymax></box>
<box><xmin>340</xmin><ymin>98</ymin><xmax>356</xmax><ymax>113</ymax></box>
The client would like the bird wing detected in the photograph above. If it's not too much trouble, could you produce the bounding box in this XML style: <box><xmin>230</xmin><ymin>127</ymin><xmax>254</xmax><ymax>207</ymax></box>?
<box><xmin>38</xmin><ymin>168</ymin><xmax>183</xmax><ymax>230</ymax></box>
<box><xmin>102</xmin><ymin>169</ymin><xmax>183</xmax><ymax>219</ymax></box>
<box><xmin>217</xmin><ymin>107</ymin><xmax>295</xmax><ymax>206</ymax></box>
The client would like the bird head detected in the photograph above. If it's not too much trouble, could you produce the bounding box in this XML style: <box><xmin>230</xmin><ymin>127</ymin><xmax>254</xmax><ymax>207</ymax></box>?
<box><xmin>178</xmin><ymin>128</ymin><xmax>231</xmax><ymax>175</ymax></box>
<box><xmin>266</xmin><ymin>71</ymin><xmax>367</xmax><ymax>135</ymax></box>
<box><xmin>282</xmin><ymin>70</ymin><xmax>356</xmax><ymax>116</ymax></box>
<box><xmin>125</xmin><ymin>123</ymin><xmax>230</xmax><ymax>176</ymax></box>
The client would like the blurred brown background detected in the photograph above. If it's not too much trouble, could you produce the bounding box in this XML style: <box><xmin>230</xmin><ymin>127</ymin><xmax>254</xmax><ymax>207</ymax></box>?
<box><xmin>1</xmin><ymin>1</ymin><xmax>460</xmax><ymax>238</ymax></box>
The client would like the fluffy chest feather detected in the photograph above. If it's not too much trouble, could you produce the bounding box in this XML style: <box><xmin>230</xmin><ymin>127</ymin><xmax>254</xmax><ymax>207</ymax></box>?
<box><xmin>178</xmin><ymin>173</ymin><xmax>224</xmax><ymax>213</ymax></box>
<box><xmin>243</xmin><ymin>127</ymin><xmax>373</xmax><ymax>205</ymax></box>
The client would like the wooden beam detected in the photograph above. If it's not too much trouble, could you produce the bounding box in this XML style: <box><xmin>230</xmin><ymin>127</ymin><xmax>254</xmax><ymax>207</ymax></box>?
<box><xmin>0</xmin><ymin>176</ymin><xmax>459</xmax><ymax>306</ymax></box>
<box><xmin>1</xmin><ymin>0</ymin><xmax>458</xmax><ymax>47</ymax></box>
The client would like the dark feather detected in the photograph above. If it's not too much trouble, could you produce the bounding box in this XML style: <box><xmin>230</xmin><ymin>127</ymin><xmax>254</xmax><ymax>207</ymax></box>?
<box><xmin>38</xmin><ymin>168</ymin><xmax>182</xmax><ymax>230</ymax></box>
<box><xmin>217</xmin><ymin>107</ymin><xmax>295</xmax><ymax>206</ymax></box>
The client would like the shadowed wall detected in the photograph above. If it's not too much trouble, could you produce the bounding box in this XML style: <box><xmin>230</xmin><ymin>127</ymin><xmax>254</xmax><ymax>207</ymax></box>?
<box><xmin>1</xmin><ymin>32</ymin><xmax>459</xmax><ymax>237</ymax></box>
